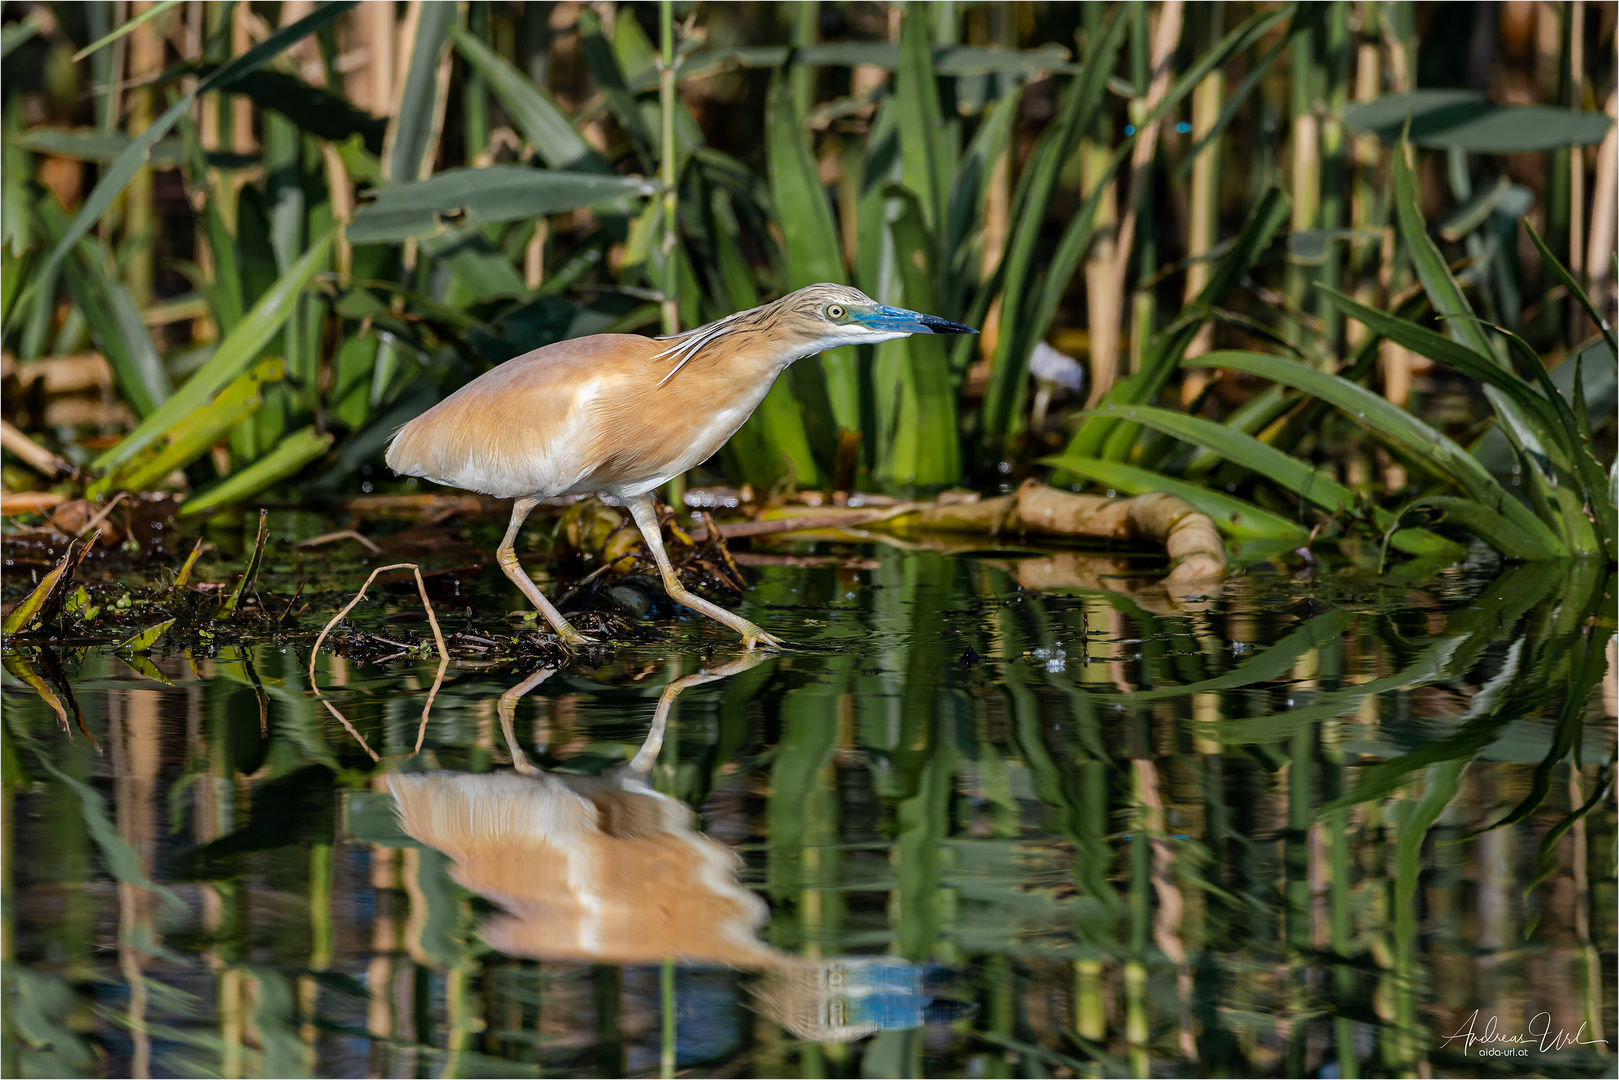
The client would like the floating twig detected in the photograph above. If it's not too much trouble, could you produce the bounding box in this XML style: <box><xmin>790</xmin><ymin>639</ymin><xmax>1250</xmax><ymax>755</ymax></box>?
<box><xmin>308</xmin><ymin>562</ymin><xmax>450</xmax><ymax>755</ymax></box>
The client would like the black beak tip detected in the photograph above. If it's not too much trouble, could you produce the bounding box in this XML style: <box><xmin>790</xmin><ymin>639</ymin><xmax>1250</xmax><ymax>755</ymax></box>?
<box><xmin>920</xmin><ymin>314</ymin><xmax>978</xmax><ymax>335</ymax></box>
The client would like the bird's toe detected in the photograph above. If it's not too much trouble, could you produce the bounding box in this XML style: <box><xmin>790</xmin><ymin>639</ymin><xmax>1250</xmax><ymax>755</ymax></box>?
<box><xmin>741</xmin><ymin>626</ymin><xmax>785</xmax><ymax>651</ymax></box>
<box><xmin>559</xmin><ymin>628</ymin><xmax>602</xmax><ymax>647</ymax></box>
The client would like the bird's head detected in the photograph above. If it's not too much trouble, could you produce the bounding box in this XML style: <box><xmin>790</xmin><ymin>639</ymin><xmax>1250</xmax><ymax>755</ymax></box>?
<box><xmin>652</xmin><ymin>283</ymin><xmax>978</xmax><ymax>382</ymax></box>
<box><xmin>775</xmin><ymin>283</ymin><xmax>978</xmax><ymax>353</ymax></box>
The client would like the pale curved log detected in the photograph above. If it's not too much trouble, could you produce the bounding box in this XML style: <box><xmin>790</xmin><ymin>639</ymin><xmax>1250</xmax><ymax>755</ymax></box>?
<box><xmin>911</xmin><ymin>479</ymin><xmax>1226</xmax><ymax>586</ymax></box>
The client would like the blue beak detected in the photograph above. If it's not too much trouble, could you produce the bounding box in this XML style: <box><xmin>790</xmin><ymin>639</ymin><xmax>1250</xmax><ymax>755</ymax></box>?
<box><xmin>859</xmin><ymin>305</ymin><xmax>978</xmax><ymax>335</ymax></box>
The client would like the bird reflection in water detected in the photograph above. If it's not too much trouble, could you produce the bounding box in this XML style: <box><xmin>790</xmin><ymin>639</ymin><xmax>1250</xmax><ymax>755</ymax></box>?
<box><xmin>386</xmin><ymin>652</ymin><xmax>967</xmax><ymax>1042</ymax></box>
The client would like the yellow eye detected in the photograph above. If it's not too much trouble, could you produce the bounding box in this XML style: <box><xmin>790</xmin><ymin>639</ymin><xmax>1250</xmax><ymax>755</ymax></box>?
<box><xmin>826</xmin><ymin>304</ymin><xmax>845</xmax><ymax>320</ymax></box>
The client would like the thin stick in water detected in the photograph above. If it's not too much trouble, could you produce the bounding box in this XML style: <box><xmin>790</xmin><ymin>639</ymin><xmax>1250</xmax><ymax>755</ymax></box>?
<box><xmin>308</xmin><ymin>562</ymin><xmax>450</xmax><ymax>755</ymax></box>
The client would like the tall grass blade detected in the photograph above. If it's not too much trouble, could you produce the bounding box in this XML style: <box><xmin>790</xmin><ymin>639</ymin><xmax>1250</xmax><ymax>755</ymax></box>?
<box><xmin>577</xmin><ymin>7</ymin><xmax>653</xmax><ymax>170</ymax></box>
<box><xmin>896</xmin><ymin>9</ymin><xmax>949</xmax><ymax>231</ymax></box>
<box><xmin>1184</xmin><ymin>351</ymin><xmax>1566</xmax><ymax>557</ymax></box>
<box><xmin>1486</xmin><ymin>323</ymin><xmax>1615</xmax><ymax>557</ymax></box>
<box><xmin>111</xmin><ymin>360</ymin><xmax>283</xmax><ymax>493</ymax></box>
<box><xmin>1022</xmin><ymin>142</ymin><xmax>1131</xmax><ymax>380</ymax></box>
<box><xmin>448</xmin><ymin>26</ymin><xmax>604</xmax><ymax>171</ymax></box>
<box><xmin>34</xmin><ymin>197</ymin><xmax>170</xmax><ymax>418</ymax></box>
<box><xmin>1394</xmin><ymin>143</ymin><xmax>1602</xmax><ymax>553</ymax></box>
<box><xmin>945</xmin><ymin>87</ymin><xmax>1020</xmax><ymax>297</ymax></box>
<box><xmin>883</xmin><ymin>185</ymin><xmax>959</xmax><ymax>488</ymax></box>
<box><xmin>766</xmin><ymin>60</ymin><xmax>860</xmax><ymax>444</ymax></box>
<box><xmin>1149</xmin><ymin>4</ymin><xmax>1295</xmax><ymax>130</ymax></box>
<box><xmin>387</xmin><ymin>1</ymin><xmax>456</xmax><ymax>183</ymax></box>
<box><xmin>70</xmin><ymin>0</ymin><xmax>182</xmax><ymax>62</ymax></box>
<box><xmin>979</xmin><ymin>4</ymin><xmax>1128</xmax><ymax>442</ymax></box>
<box><xmin>1524</xmin><ymin>219</ymin><xmax>1617</xmax><ymax>356</ymax></box>
<box><xmin>1318</xmin><ymin>286</ymin><xmax>1565</xmax><ymax>437</ymax></box>
<box><xmin>1173</xmin><ymin>5</ymin><xmax>1324</xmax><ymax>182</ymax></box>
<box><xmin>1378</xmin><ymin>495</ymin><xmax>1569</xmax><ymax>566</ymax></box>
<box><xmin>1064</xmin><ymin>186</ymin><xmax>1289</xmax><ymax>460</ymax></box>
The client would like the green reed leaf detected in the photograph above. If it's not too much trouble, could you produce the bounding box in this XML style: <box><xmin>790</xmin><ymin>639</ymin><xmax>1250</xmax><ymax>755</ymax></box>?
<box><xmin>1524</xmin><ymin>219</ymin><xmax>1617</xmax><ymax>357</ymax></box>
<box><xmin>1063</xmin><ymin>186</ymin><xmax>1289</xmax><ymax>461</ymax></box>
<box><xmin>92</xmin><ymin>230</ymin><xmax>334</xmax><ymax>478</ymax></box>
<box><xmin>895</xmin><ymin>8</ymin><xmax>950</xmax><ymax>230</ymax></box>
<box><xmin>116</xmin><ymin>618</ymin><xmax>176</xmax><ymax>653</ymax></box>
<box><xmin>1344</xmin><ymin>90</ymin><xmax>1614</xmax><ymax>152</ymax></box>
<box><xmin>181</xmin><ymin>428</ymin><xmax>333</xmax><ymax>519</ymax></box>
<box><xmin>386</xmin><ymin>0</ymin><xmax>455</xmax><ymax>182</ymax></box>
<box><xmin>33</xmin><ymin>196</ymin><xmax>170</xmax><ymax>418</ymax></box>
<box><xmin>1085</xmin><ymin>403</ymin><xmax>1467</xmax><ymax>559</ymax></box>
<box><xmin>766</xmin><ymin>58</ymin><xmax>860</xmax><ymax>442</ymax></box>
<box><xmin>70</xmin><ymin>0</ymin><xmax>182</xmax><ymax>61</ymax></box>
<box><xmin>449</xmin><ymin>25</ymin><xmax>604</xmax><ymax>172</ymax></box>
<box><xmin>1185</xmin><ymin>351</ymin><xmax>1566</xmax><ymax>557</ymax></box>
<box><xmin>980</xmin><ymin>4</ymin><xmax>1127</xmax><ymax>440</ymax></box>
<box><xmin>111</xmin><ymin>359</ymin><xmax>283</xmax><ymax>494</ymax></box>
<box><xmin>1319</xmin><ymin>286</ymin><xmax>1566</xmax><ymax>442</ymax></box>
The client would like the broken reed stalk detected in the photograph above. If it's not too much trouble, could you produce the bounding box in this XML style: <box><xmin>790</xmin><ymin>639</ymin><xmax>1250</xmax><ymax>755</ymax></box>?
<box><xmin>0</xmin><ymin>419</ymin><xmax>73</xmax><ymax>477</ymax></box>
<box><xmin>58</xmin><ymin>491</ymin><xmax>129</xmax><ymax>541</ymax></box>
<box><xmin>1</xmin><ymin>531</ymin><xmax>99</xmax><ymax>635</ymax></box>
<box><xmin>308</xmin><ymin>562</ymin><xmax>449</xmax><ymax>754</ymax></box>
<box><xmin>172</xmin><ymin>538</ymin><xmax>207</xmax><ymax>588</ymax></box>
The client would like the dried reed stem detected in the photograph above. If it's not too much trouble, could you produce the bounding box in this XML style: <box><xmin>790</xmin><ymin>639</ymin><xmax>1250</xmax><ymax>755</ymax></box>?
<box><xmin>1088</xmin><ymin>0</ymin><xmax>1184</xmax><ymax>408</ymax></box>
<box><xmin>1588</xmin><ymin>89</ymin><xmax>1618</xmax><ymax>318</ymax></box>
<box><xmin>0</xmin><ymin>419</ymin><xmax>72</xmax><ymax>477</ymax></box>
<box><xmin>1180</xmin><ymin>3</ymin><xmax>1225</xmax><ymax>403</ymax></box>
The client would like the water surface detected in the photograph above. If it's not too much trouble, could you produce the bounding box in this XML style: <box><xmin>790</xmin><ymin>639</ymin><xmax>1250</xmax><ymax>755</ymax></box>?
<box><xmin>4</xmin><ymin>535</ymin><xmax>1615</xmax><ymax>1078</ymax></box>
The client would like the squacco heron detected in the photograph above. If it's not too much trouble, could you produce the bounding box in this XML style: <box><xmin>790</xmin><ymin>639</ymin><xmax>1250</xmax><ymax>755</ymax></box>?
<box><xmin>386</xmin><ymin>283</ymin><xmax>975</xmax><ymax>648</ymax></box>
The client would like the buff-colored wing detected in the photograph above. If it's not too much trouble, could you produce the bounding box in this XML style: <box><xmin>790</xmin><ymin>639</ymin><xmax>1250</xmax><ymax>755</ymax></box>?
<box><xmin>384</xmin><ymin>334</ymin><xmax>668</xmax><ymax>499</ymax></box>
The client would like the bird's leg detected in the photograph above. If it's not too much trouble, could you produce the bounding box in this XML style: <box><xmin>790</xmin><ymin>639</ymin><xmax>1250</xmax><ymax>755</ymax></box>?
<box><xmin>625</xmin><ymin>651</ymin><xmax>771</xmax><ymax>777</ymax></box>
<box><xmin>497</xmin><ymin>667</ymin><xmax>556</xmax><ymax>774</ymax></box>
<box><xmin>624</xmin><ymin>494</ymin><xmax>783</xmax><ymax>650</ymax></box>
<box><xmin>497</xmin><ymin>497</ymin><xmax>596</xmax><ymax>646</ymax></box>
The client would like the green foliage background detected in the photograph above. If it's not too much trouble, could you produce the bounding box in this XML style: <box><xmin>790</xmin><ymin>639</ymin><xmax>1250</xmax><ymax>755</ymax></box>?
<box><xmin>1</xmin><ymin>0</ymin><xmax>1614</xmax><ymax>560</ymax></box>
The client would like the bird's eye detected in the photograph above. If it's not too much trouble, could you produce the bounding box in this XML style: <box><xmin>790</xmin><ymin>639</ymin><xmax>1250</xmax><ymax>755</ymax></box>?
<box><xmin>826</xmin><ymin>304</ymin><xmax>845</xmax><ymax>320</ymax></box>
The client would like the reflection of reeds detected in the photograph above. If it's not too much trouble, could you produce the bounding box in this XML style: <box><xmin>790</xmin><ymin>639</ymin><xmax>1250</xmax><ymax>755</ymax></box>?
<box><xmin>2</xmin><ymin>554</ymin><xmax>1615</xmax><ymax>1075</ymax></box>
